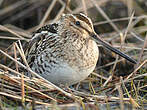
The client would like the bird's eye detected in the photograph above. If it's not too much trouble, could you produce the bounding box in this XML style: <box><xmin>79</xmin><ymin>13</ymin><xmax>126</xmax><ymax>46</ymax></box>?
<box><xmin>75</xmin><ymin>21</ymin><xmax>80</xmax><ymax>26</ymax></box>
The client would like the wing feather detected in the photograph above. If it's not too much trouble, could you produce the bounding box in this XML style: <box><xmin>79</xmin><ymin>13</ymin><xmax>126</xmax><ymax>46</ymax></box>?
<box><xmin>24</xmin><ymin>23</ymin><xmax>58</xmax><ymax>67</ymax></box>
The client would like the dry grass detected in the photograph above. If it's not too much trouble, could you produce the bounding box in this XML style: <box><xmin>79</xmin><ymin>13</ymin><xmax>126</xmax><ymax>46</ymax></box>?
<box><xmin>0</xmin><ymin>0</ymin><xmax>147</xmax><ymax>109</ymax></box>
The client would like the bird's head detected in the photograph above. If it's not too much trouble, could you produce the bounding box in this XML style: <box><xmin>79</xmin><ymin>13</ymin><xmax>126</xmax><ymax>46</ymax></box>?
<box><xmin>59</xmin><ymin>13</ymin><xmax>137</xmax><ymax>64</ymax></box>
<box><xmin>59</xmin><ymin>13</ymin><xmax>94</xmax><ymax>36</ymax></box>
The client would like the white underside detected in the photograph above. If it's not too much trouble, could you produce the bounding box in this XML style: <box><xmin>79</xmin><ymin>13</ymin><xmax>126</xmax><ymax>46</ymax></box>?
<box><xmin>40</xmin><ymin>62</ymin><xmax>96</xmax><ymax>86</ymax></box>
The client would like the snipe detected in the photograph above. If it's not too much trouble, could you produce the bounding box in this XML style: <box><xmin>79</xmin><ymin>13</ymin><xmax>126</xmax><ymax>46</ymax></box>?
<box><xmin>24</xmin><ymin>13</ymin><xmax>136</xmax><ymax>86</ymax></box>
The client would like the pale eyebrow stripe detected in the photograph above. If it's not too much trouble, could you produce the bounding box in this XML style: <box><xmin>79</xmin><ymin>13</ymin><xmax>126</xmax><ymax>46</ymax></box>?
<box><xmin>70</xmin><ymin>14</ymin><xmax>78</xmax><ymax>21</ymax></box>
<box><xmin>74</xmin><ymin>14</ymin><xmax>92</xmax><ymax>28</ymax></box>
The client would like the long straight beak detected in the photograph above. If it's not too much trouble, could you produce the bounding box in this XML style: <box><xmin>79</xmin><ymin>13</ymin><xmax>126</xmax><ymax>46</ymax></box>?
<box><xmin>90</xmin><ymin>33</ymin><xmax>137</xmax><ymax>64</ymax></box>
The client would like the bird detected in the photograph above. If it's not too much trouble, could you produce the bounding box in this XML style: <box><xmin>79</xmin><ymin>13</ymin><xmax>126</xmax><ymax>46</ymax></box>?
<box><xmin>24</xmin><ymin>13</ymin><xmax>136</xmax><ymax>86</ymax></box>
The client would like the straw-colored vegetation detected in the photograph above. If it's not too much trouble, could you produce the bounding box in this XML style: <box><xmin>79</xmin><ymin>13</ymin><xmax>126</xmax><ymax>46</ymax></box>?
<box><xmin>0</xmin><ymin>0</ymin><xmax>146</xmax><ymax>109</ymax></box>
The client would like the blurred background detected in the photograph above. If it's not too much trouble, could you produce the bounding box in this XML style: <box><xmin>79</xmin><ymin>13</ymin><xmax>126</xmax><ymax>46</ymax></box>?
<box><xmin>0</xmin><ymin>0</ymin><xmax>147</xmax><ymax>109</ymax></box>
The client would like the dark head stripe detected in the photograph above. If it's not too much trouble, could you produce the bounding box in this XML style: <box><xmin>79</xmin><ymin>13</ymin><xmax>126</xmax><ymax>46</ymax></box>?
<box><xmin>73</xmin><ymin>14</ymin><xmax>92</xmax><ymax>29</ymax></box>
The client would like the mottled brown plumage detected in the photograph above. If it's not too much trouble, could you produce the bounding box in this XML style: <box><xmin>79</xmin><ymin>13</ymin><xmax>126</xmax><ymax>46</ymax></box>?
<box><xmin>25</xmin><ymin>13</ymin><xmax>136</xmax><ymax>86</ymax></box>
